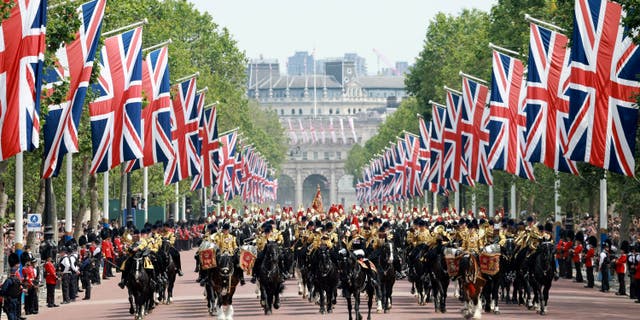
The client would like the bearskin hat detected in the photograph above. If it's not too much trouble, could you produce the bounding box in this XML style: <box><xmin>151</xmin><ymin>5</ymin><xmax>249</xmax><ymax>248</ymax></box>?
<box><xmin>620</xmin><ymin>240</ymin><xmax>630</xmax><ymax>253</ymax></box>
<box><xmin>574</xmin><ymin>231</ymin><xmax>584</xmax><ymax>243</ymax></box>
<box><xmin>544</xmin><ymin>222</ymin><xmax>554</xmax><ymax>233</ymax></box>
<box><xmin>8</xmin><ymin>252</ymin><xmax>19</xmax><ymax>267</ymax></box>
<box><xmin>587</xmin><ymin>235</ymin><xmax>597</xmax><ymax>247</ymax></box>
<box><xmin>566</xmin><ymin>230</ymin><xmax>575</xmax><ymax>240</ymax></box>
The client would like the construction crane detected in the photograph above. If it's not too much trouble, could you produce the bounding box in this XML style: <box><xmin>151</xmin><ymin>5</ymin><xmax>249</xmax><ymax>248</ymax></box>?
<box><xmin>372</xmin><ymin>48</ymin><xmax>398</xmax><ymax>76</ymax></box>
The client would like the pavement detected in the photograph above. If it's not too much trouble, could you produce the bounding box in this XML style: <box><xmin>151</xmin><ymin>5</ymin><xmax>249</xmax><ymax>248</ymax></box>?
<box><xmin>24</xmin><ymin>248</ymin><xmax>640</xmax><ymax>319</ymax></box>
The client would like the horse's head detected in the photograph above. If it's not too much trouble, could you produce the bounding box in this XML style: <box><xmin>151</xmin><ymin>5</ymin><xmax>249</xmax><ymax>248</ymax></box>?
<box><xmin>316</xmin><ymin>246</ymin><xmax>334</xmax><ymax>276</ymax></box>
<box><xmin>502</xmin><ymin>238</ymin><xmax>516</xmax><ymax>259</ymax></box>
<box><xmin>264</xmin><ymin>241</ymin><xmax>280</xmax><ymax>264</ymax></box>
<box><xmin>217</xmin><ymin>252</ymin><xmax>234</xmax><ymax>277</ymax></box>
<box><xmin>381</xmin><ymin>240</ymin><xmax>395</xmax><ymax>265</ymax></box>
<box><xmin>537</xmin><ymin>241</ymin><xmax>555</xmax><ymax>266</ymax></box>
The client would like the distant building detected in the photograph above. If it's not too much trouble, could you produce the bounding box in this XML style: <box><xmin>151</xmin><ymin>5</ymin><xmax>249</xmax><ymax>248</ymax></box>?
<box><xmin>287</xmin><ymin>51</ymin><xmax>314</xmax><ymax>76</ymax></box>
<box><xmin>245</xmin><ymin>54</ymin><xmax>407</xmax><ymax>208</ymax></box>
<box><xmin>343</xmin><ymin>53</ymin><xmax>367</xmax><ymax>77</ymax></box>
<box><xmin>395</xmin><ymin>61</ymin><xmax>409</xmax><ymax>75</ymax></box>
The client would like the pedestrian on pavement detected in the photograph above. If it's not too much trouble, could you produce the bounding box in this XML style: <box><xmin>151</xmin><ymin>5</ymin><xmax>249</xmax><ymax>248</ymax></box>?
<box><xmin>21</xmin><ymin>258</ymin><xmax>38</xmax><ymax>315</ymax></box>
<box><xmin>1</xmin><ymin>264</ymin><xmax>24</xmax><ymax>320</ymax></box>
<box><xmin>59</xmin><ymin>247</ymin><xmax>78</xmax><ymax>304</ymax></box>
<box><xmin>43</xmin><ymin>255</ymin><xmax>59</xmax><ymax>308</ymax></box>
<box><xmin>80</xmin><ymin>251</ymin><xmax>94</xmax><ymax>300</ymax></box>
<box><xmin>634</xmin><ymin>243</ymin><xmax>640</xmax><ymax>303</ymax></box>
<box><xmin>585</xmin><ymin>236</ymin><xmax>597</xmax><ymax>288</ymax></box>
<box><xmin>600</xmin><ymin>240</ymin><xmax>612</xmax><ymax>292</ymax></box>
<box><xmin>614</xmin><ymin>241</ymin><xmax>629</xmax><ymax>296</ymax></box>
<box><xmin>573</xmin><ymin>234</ymin><xmax>584</xmax><ymax>283</ymax></box>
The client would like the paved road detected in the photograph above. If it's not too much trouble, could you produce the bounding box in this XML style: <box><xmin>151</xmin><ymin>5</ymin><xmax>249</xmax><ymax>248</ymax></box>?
<box><xmin>30</xmin><ymin>248</ymin><xmax>640</xmax><ymax>319</ymax></box>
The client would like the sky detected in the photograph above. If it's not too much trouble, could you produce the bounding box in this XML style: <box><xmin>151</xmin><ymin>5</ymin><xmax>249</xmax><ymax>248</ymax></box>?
<box><xmin>190</xmin><ymin>0</ymin><xmax>497</xmax><ymax>75</ymax></box>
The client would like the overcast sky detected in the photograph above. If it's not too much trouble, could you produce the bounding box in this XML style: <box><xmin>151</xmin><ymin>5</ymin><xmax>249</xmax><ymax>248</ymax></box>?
<box><xmin>190</xmin><ymin>0</ymin><xmax>496</xmax><ymax>75</ymax></box>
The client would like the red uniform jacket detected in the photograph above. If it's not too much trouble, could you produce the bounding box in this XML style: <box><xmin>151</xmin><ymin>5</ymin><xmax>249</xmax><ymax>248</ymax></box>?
<box><xmin>635</xmin><ymin>261</ymin><xmax>640</xmax><ymax>280</ymax></box>
<box><xmin>615</xmin><ymin>253</ymin><xmax>627</xmax><ymax>274</ymax></box>
<box><xmin>22</xmin><ymin>265</ymin><xmax>35</xmax><ymax>288</ymax></box>
<box><xmin>44</xmin><ymin>260</ymin><xmax>57</xmax><ymax>285</ymax></box>
<box><xmin>556</xmin><ymin>240</ymin><xmax>565</xmax><ymax>259</ymax></box>
<box><xmin>102</xmin><ymin>239</ymin><xmax>114</xmax><ymax>259</ymax></box>
<box><xmin>113</xmin><ymin>237</ymin><xmax>123</xmax><ymax>255</ymax></box>
<box><xmin>563</xmin><ymin>241</ymin><xmax>573</xmax><ymax>259</ymax></box>
<box><xmin>572</xmin><ymin>244</ymin><xmax>583</xmax><ymax>263</ymax></box>
<box><xmin>585</xmin><ymin>247</ymin><xmax>595</xmax><ymax>268</ymax></box>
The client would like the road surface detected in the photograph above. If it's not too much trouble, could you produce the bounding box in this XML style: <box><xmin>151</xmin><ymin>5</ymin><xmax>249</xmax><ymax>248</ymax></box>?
<box><xmin>30</xmin><ymin>248</ymin><xmax>640</xmax><ymax>319</ymax></box>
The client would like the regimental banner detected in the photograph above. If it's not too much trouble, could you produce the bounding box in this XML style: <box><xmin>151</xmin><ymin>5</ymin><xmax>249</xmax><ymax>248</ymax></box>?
<box><xmin>445</xmin><ymin>254</ymin><xmax>460</xmax><ymax>277</ymax></box>
<box><xmin>479</xmin><ymin>253</ymin><xmax>500</xmax><ymax>276</ymax></box>
<box><xmin>239</xmin><ymin>249</ymin><xmax>256</xmax><ymax>275</ymax></box>
<box><xmin>200</xmin><ymin>248</ymin><xmax>217</xmax><ymax>270</ymax></box>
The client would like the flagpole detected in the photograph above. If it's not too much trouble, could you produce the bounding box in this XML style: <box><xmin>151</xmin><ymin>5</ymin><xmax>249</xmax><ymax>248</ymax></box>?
<box><xmin>102</xmin><ymin>18</ymin><xmax>148</xmax><ymax>37</ymax></box>
<box><xmin>174</xmin><ymin>183</ymin><xmax>179</xmax><ymax>222</ymax></box>
<box><xmin>14</xmin><ymin>153</ymin><xmax>24</xmax><ymax>245</ymax></box>
<box><xmin>202</xmin><ymin>187</ymin><xmax>207</xmax><ymax>219</ymax></box>
<box><xmin>173</xmin><ymin>71</ymin><xmax>200</xmax><ymax>85</ymax></box>
<box><xmin>65</xmin><ymin>153</ymin><xmax>73</xmax><ymax>233</ymax></box>
<box><xmin>488</xmin><ymin>42</ymin><xmax>522</xmax><ymax>57</ymax></box>
<box><xmin>142</xmin><ymin>39</ymin><xmax>172</xmax><ymax>53</ymax></box>
<box><xmin>181</xmin><ymin>196</ymin><xmax>186</xmax><ymax>222</ymax></box>
<box><xmin>126</xmin><ymin>171</ymin><xmax>132</xmax><ymax>225</ymax></box>
<box><xmin>143</xmin><ymin>167</ymin><xmax>148</xmax><ymax>223</ymax></box>
<box><xmin>472</xmin><ymin>188</ymin><xmax>477</xmax><ymax>217</ymax></box>
<box><xmin>103</xmin><ymin>172</ymin><xmax>109</xmax><ymax>220</ymax></box>
<box><xmin>459</xmin><ymin>71</ymin><xmax>488</xmax><ymax>85</ymax></box>
<box><xmin>488</xmin><ymin>185</ymin><xmax>494</xmax><ymax>219</ymax></box>
<box><xmin>510</xmin><ymin>182</ymin><xmax>516</xmax><ymax>219</ymax></box>
<box><xmin>432</xmin><ymin>191</ymin><xmax>437</xmax><ymax>215</ymax></box>
<box><xmin>599</xmin><ymin>171</ymin><xmax>608</xmax><ymax>245</ymax></box>
<box><xmin>554</xmin><ymin>171</ymin><xmax>560</xmax><ymax>222</ymax></box>
<box><xmin>524</xmin><ymin>14</ymin><xmax>566</xmax><ymax>32</ymax></box>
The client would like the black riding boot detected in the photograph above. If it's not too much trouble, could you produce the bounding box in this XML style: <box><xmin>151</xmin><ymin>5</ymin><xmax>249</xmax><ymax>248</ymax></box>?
<box><xmin>170</xmin><ymin>247</ymin><xmax>183</xmax><ymax>276</ymax></box>
<box><xmin>118</xmin><ymin>258</ymin><xmax>131</xmax><ymax>289</ymax></box>
<box><xmin>236</xmin><ymin>266</ymin><xmax>246</xmax><ymax>286</ymax></box>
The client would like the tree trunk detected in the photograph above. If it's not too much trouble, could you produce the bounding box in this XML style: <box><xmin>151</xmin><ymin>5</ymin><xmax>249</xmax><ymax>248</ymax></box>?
<box><xmin>589</xmin><ymin>187</ymin><xmax>598</xmax><ymax>220</ymax></box>
<box><xmin>73</xmin><ymin>156</ymin><xmax>90</xmax><ymax>239</ymax></box>
<box><xmin>89</xmin><ymin>173</ymin><xmax>99</xmax><ymax>229</ymax></box>
<box><xmin>25</xmin><ymin>179</ymin><xmax>46</xmax><ymax>251</ymax></box>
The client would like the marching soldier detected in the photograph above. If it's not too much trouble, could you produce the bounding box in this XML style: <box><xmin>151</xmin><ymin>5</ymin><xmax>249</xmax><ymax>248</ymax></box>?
<box><xmin>213</xmin><ymin>223</ymin><xmax>245</xmax><ymax>285</ymax></box>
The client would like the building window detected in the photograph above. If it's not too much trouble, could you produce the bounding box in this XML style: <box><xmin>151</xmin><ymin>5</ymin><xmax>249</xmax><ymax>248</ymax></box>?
<box><xmin>298</xmin><ymin>108</ymin><xmax>303</xmax><ymax>115</ymax></box>
<box><xmin>317</xmin><ymin>108</ymin><xmax>322</xmax><ymax>114</ymax></box>
<box><xmin>302</xmin><ymin>152</ymin><xmax>308</xmax><ymax>160</ymax></box>
<box><xmin>324</xmin><ymin>152</ymin><xmax>330</xmax><ymax>160</ymax></box>
<box><xmin>336</xmin><ymin>109</ymin><xmax>340</xmax><ymax>114</ymax></box>
<box><xmin>358</xmin><ymin>108</ymin><xmax>362</xmax><ymax>113</ymax></box>
<box><xmin>313</xmin><ymin>152</ymin><xmax>318</xmax><ymax>160</ymax></box>
<box><xmin>336</xmin><ymin>152</ymin><xmax>342</xmax><ymax>160</ymax></box>
<box><xmin>347</xmin><ymin>108</ymin><xmax>351</xmax><ymax>114</ymax></box>
<box><xmin>329</xmin><ymin>108</ymin><xmax>333</xmax><ymax>114</ymax></box>
<box><xmin>291</xmin><ymin>109</ymin><xmax>295</xmax><ymax>115</ymax></box>
<box><xmin>280</xmin><ymin>109</ymin><xmax>284</xmax><ymax>115</ymax></box>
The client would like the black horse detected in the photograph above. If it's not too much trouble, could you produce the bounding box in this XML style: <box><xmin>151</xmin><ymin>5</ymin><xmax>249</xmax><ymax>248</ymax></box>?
<box><xmin>126</xmin><ymin>253</ymin><xmax>152</xmax><ymax>320</ymax></box>
<box><xmin>259</xmin><ymin>242</ymin><xmax>283</xmax><ymax>315</ymax></box>
<box><xmin>211</xmin><ymin>252</ymin><xmax>240</xmax><ymax>319</ymax></box>
<box><xmin>528</xmin><ymin>241</ymin><xmax>555</xmax><ymax>315</ymax></box>
<box><xmin>337</xmin><ymin>249</ymin><xmax>377</xmax><ymax>320</ymax></box>
<box><xmin>409</xmin><ymin>244</ymin><xmax>432</xmax><ymax>306</ymax></box>
<box><xmin>480</xmin><ymin>244</ymin><xmax>502</xmax><ymax>315</ymax></box>
<box><xmin>371</xmin><ymin>241</ymin><xmax>395</xmax><ymax>313</ymax></box>
<box><xmin>280</xmin><ymin>224</ymin><xmax>296</xmax><ymax>278</ymax></box>
<box><xmin>311</xmin><ymin>245</ymin><xmax>339</xmax><ymax>314</ymax></box>
<box><xmin>427</xmin><ymin>244</ymin><xmax>450</xmax><ymax>313</ymax></box>
<box><xmin>499</xmin><ymin>238</ymin><xmax>518</xmax><ymax>304</ymax></box>
<box><xmin>158</xmin><ymin>239</ymin><xmax>177</xmax><ymax>304</ymax></box>
<box><xmin>294</xmin><ymin>239</ymin><xmax>312</xmax><ymax>298</ymax></box>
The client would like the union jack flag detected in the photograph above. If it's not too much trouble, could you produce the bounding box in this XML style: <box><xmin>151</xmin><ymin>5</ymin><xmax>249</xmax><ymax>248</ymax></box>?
<box><xmin>232</xmin><ymin>146</ymin><xmax>244</xmax><ymax>198</ymax></box>
<box><xmin>0</xmin><ymin>0</ymin><xmax>47</xmax><ymax>160</ymax></box>
<box><xmin>460</xmin><ymin>76</ymin><xmax>493</xmax><ymax>185</ymax></box>
<box><xmin>188</xmin><ymin>92</ymin><xmax>213</xmax><ymax>190</ymax></box>
<box><xmin>164</xmin><ymin>77</ymin><xmax>200</xmax><ymax>184</ymax></box>
<box><xmin>125</xmin><ymin>45</ymin><xmax>174</xmax><ymax>173</ymax></box>
<box><xmin>404</xmin><ymin>132</ymin><xmax>423</xmax><ymax>198</ymax></box>
<box><xmin>89</xmin><ymin>27</ymin><xmax>143</xmax><ymax>174</ymax></box>
<box><xmin>487</xmin><ymin>50</ymin><xmax>535</xmax><ymax>180</ymax></box>
<box><xmin>190</xmin><ymin>106</ymin><xmax>219</xmax><ymax>191</ymax></box>
<box><xmin>394</xmin><ymin>138</ymin><xmax>407</xmax><ymax>200</ymax></box>
<box><xmin>524</xmin><ymin>23</ymin><xmax>578</xmax><ymax>175</ymax></box>
<box><xmin>418</xmin><ymin>116</ymin><xmax>433</xmax><ymax>192</ymax></box>
<box><xmin>442</xmin><ymin>90</ymin><xmax>472</xmax><ymax>185</ymax></box>
<box><xmin>566</xmin><ymin>0</ymin><xmax>640</xmax><ymax>177</ymax></box>
<box><xmin>216</xmin><ymin>131</ymin><xmax>238</xmax><ymax>199</ymax></box>
<box><xmin>43</xmin><ymin>0</ymin><xmax>105</xmax><ymax>178</ymax></box>
<box><xmin>430</xmin><ymin>104</ymin><xmax>457</xmax><ymax>194</ymax></box>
